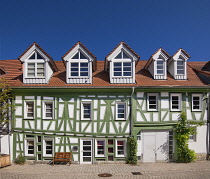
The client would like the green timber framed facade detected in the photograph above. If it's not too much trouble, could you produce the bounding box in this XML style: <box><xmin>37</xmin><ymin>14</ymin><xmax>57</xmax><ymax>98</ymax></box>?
<box><xmin>1</xmin><ymin>41</ymin><xmax>210</xmax><ymax>164</ymax></box>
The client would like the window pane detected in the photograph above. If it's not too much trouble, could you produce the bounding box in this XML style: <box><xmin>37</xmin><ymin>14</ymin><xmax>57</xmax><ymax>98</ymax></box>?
<box><xmin>37</xmin><ymin>63</ymin><xmax>44</xmax><ymax>68</ymax></box>
<box><xmin>115</xmin><ymin>52</ymin><xmax>122</xmax><ymax>59</ymax></box>
<box><xmin>72</xmin><ymin>52</ymin><xmax>79</xmax><ymax>59</ymax></box>
<box><xmin>83</xmin><ymin>141</ymin><xmax>91</xmax><ymax>145</ymax></box>
<box><xmin>71</xmin><ymin>63</ymin><xmax>78</xmax><ymax>67</ymax></box>
<box><xmin>80</xmin><ymin>52</ymin><xmax>86</xmax><ymax>59</ymax></box>
<box><xmin>29</xmin><ymin>53</ymin><xmax>35</xmax><ymax>59</ymax></box>
<box><xmin>81</xmin><ymin>63</ymin><xmax>88</xmax><ymax>67</ymax></box>
<box><xmin>114</xmin><ymin>72</ymin><xmax>122</xmax><ymax>76</ymax></box>
<box><xmin>114</xmin><ymin>63</ymin><xmax>121</xmax><ymax>67</ymax></box>
<box><xmin>122</xmin><ymin>52</ymin><xmax>130</xmax><ymax>59</ymax></box>
<box><xmin>37</xmin><ymin>53</ymin><xmax>43</xmax><ymax>59</ymax></box>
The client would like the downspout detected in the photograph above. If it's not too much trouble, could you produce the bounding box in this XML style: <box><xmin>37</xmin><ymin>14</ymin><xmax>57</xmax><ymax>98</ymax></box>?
<box><xmin>206</xmin><ymin>93</ymin><xmax>210</xmax><ymax>160</ymax></box>
<box><xmin>130</xmin><ymin>87</ymin><xmax>135</xmax><ymax>137</ymax></box>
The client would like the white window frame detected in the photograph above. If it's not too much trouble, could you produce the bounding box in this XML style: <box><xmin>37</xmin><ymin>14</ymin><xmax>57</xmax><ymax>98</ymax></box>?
<box><xmin>26</xmin><ymin>62</ymin><xmax>45</xmax><ymax>78</ymax></box>
<box><xmin>43</xmin><ymin>138</ymin><xmax>54</xmax><ymax>157</ymax></box>
<box><xmin>81</xmin><ymin>102</ymin><xmax>92</xmax><ymax>120</ymax></box>
<box><xmin>115</xmin><ymin>139</ymin><xmax>126</xmax><ymax>157</ymax></box>
<box><xmin>42</xmin><ymin>101</ymin><xmax>54</xmax><ymax>119</ymax></box>
<box><xmin>113</xmin><ymin>62</ymin><xmax>132</xmax><ymax>77</ymax></box>
<box><xmin>147</xmin><ymin>93</ymin><xmax>159</xmax><ymax>111</ymax></box>
<box><xmin>24</xmin><ymin>138</ymin><xmax>35</xmax><ymax>157</ymax></box>
<box><xmin>170</xmin><ymin>93</ymin><xmax>182</xmax><ymax>111</ymax></box>
<box><xmin>156</xmin><ymin>59</ymin><xmax>164</xmax><ymax>75</ymax></box>
<box><xmin>95</xmin><ymin>139</ymin><xmax>106</xmax><ymax>157</ymax></box>
<box><xmin>70</xmin><ymin>62</ymin><xmax>89</xmax><ymax>77</ymax></box>
<box><xmin>116</xmin><ymin>102</ymin><xmax>126</xmax><ymax>120</ymax></box>
<box><xmin>189</xmin><ymin>128</ymin><xmax>197</xmax><ymax>142</ymax></box>
<box><xmin>192</xmin><ymin>94</ymin><xmax>202</xmax><ymax>111</ymax></box>
<box><xmin>24</xmin><ymin>101</ymin><xmax>35</xmax><ymax>119</ymax></box>
<box><xmin>176</xmin><ymin>59</ymin><xmax>185</xmax><ymax>75</ymax></box>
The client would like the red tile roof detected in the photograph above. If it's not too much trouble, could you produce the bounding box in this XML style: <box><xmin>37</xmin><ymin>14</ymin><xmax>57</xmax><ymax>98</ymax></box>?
<box><xmin>172</xmin><ymin>48</ymin><xmax>191</xmax><ymax>58</ymax></box>
<box><xmin>0</xmin><ymin>59</ymin><xmax>208</xmax><ymax>88</ymax></box>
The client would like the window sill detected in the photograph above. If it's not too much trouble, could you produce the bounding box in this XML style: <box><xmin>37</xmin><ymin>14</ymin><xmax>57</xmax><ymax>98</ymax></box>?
<box><xmin>24</xmin><ymin>118</ymin><xmax>34</xmax><ymax>120</ymax></box>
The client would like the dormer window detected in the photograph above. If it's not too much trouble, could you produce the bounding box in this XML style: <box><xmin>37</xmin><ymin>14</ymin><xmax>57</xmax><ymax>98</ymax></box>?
<box><xmin>27</xmin><ymin>63</ymin><xmax>45</xmax><ymax>77</ymax></box>
<box><xmin>145</xmin><ymin>48</ymin><xmax>169</xmax><ymax>80</ymax></box>
<box><xmin>70</xmin><ymin>62</ymin><xmax>88</xmax><ymax>77</ymax></box>
<box><xmin>105</xmin><ymin>42</ymin><xmax>139</xmax><ymax>84</ymax></box>
<box><xmin>113</xmin><ymin>62</ymin><xmax>131</xmax><ymax>77</ymax></box>
<box><xmin>62</xmin><ymin>42</ymin><xmax>96</xmax><ymax>84</ymax></box>
<box><xmin>177</xmin><ymin>58</ymin><xmax>184</xmax><ymax>75</ymax></box>
<box><xmin>156</xmin><ymin>59</ymin><xmax>164</xmax><ymax>75</ymax></box>
<box><xmin>168</xmin><ymin>49</ymin><xmax>190</xmax><ymax>80</ymax></box>
<box><xmin>18</xmin><ymin>42</ymin><xmax>58</xmax><ymax>84</ymax></box>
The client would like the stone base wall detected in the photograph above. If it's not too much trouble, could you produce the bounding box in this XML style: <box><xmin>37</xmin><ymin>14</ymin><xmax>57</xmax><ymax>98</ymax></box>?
<box><xmin>196</xmin><ymin>153</ymin><xmax>206</xmax><ymax>161</ymax></box>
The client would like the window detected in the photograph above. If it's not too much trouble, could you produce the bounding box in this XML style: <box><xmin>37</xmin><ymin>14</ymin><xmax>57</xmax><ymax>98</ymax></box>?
<box><xmin>189</xmin><ymin>128</ymin><xmax>196</xmax><ymax>142</ymax></box>
<box><xmin>70</xmin><ymin>62</ymin><xmax>88</xmax><ymax>77</ymax></box>
<box><xmin>43</xmin><ymin>138</ymin><xmax>53</xmax><ymax>157</ymax></box>
<box><xmin>147</xmin><ymin>93</ymin><xmax>158</xmax><ymax>111</ymax></box>
<box><xmin>25</xmin><ymin>138</ymin><xmax>35</xmax><ymax>156</ymax></box>
<box><xmin>116</xmin><ymin>139</ymin><xmax>126</xmax><ymax>157</ymax></box>
<box><xmin>170</xmin><ymin>93</ymin><xmax>182</xmax><ymax>111</ymax></box>
<box><xmin>116</xmin><ymin>103</ymin><xmax>126</xmax><ymax>120</ymax></box>
<box><xmin>95</xmin><ymin>139</ymin><xmax>105</xmax><ymax>157</ymax></box>
<box><xmin>192</xmin><ymin>94</ymin><xmax>202</xmax><ymax>111</ymax></box>
<box><xmin>25</xmin><ymin>101</ymin><xmax>34</xmax><ymax>119</ymax></box>
<box><xmin>113</xmin><ymin>62</ymin><xmax>132</xmax><ymax>77</ymax></box>
<box><xmin>43</xmin><ymin>101</ymin><xmax>54</xmax><ymax>119</ymax></box>
<box><xmin>177</xmin><ymin>59</ymin><xmax>184</xmax><ymax>75</ymax></box>
<box><xmin>156</xmin><ymin>60</ymin><xmax>164</xmax><ymax>74</ymax></box>
<box><xmin>27</xmin><ymin>52</ymin><xmax>45</xmax><ymax>78</ymax></box>
<box><xmin>81</xmin><ymin>103</ymin><xmax>91</xmax><ymax>120</ymax></box>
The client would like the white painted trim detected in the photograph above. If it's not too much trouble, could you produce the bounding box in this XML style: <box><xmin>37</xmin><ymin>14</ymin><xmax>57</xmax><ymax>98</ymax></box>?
<box><xmin>24</xmin><ymin>100</ymin><xmax>35</xmax><ymax>119</ymax></box>
<box><xmin>115</xmin><ymin>102</ymin><xmax>127</xmax><ymax>120</ymax></box>
<box><xmin>81</xmin><ymin>102</ymin><xmax>92</xmax><ymax>120</ymax></box>
<box><xmin>80</xmin><ymin>138</ymin><xmax>93</xmax><ymax>164</ymax></box>
<box><xmin>42</xmin><ymin>101</ymin><xmax>54</xmax><ymax>119</ymax></box>
<box><xmin>43</xmin><ymin>137</ymin><xmax>54</xmax><ymax>157</ymax></box>
<box><xmin>95</xmin><ymin>139</ymin><xmax>106</xmax><ymax>157</ymax></box>
<box><xmin>147</xmin><ymin>93</ymin><xmax>159</xmax><ymax>111</ymax></box>
<box><xmin>24</xmin><ymin>138</ymin><xmax>35</xmax><ymax>157</ymax></box>
<box><xmin>115</xmin><ymin>139</ymin><xmax>126</xmax><ymax>157</ymax></box>
<box><xmin>170</xmin><ymin>93</ymin><xmax>182</xmax><ymax>111</ymax></box>
<box><xmin>192</xmin><ymin>94</ymin><xmax>203</xmax><ymax>111</ymax></box>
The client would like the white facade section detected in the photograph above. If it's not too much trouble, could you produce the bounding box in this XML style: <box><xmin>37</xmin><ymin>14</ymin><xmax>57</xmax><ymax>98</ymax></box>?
<box><xmin>15</xmin><ymin>96</ymin><xmax>22</xmax><ymax>104</ymax></box>
<box><xmin>189</xmin><ymin>125</ymin><xmax>206</xmax><ymax>153</ymax></box>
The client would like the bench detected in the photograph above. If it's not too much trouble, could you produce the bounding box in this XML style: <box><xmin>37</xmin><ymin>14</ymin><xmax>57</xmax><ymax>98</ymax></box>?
<box><xmin>52</xmin><ymin>152</ymin><xmax>72</xmax><ymax>166</ymax></box>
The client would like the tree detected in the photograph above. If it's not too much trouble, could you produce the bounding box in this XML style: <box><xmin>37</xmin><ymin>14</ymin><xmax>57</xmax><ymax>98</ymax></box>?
<box><xmin>174</xmin><ymin>111</ymin><xmax>203</xmax><ymax>163</ymax></box>
<box><xmin>0</xmin><ymin>78</ymin><xmax>13</xmax><ymax>154</ymax></box>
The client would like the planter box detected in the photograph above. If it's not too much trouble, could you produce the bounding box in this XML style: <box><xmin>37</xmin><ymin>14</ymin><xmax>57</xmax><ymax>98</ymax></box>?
<box><xmin>0</xmin><ymin>154</ymin><xmax>11</xmax><ymax>167</ymax></box>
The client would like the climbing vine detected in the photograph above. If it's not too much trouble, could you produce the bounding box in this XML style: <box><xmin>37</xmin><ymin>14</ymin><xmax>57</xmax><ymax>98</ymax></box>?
<box><xmin>126</xmin><ymin>136</ymin><xmax>137</xmax><ymax>164</ymax></box>
<box><xmin>174</xmin><ymin>112</ymin><xmax>203</xmax><ymax>163</ymax></box>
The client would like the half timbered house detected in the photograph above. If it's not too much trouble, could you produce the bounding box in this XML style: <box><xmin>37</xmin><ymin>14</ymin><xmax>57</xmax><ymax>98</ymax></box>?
<box><xmin>0</xmin><ymin>42</ymin><xmax>209</xmax><ymax>164</ymax></box>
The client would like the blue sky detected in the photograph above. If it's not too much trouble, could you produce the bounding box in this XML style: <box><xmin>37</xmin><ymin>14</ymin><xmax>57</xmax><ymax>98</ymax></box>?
<box><xmin>0</xmin><ymin>0</ymin><xmax>209</xmax><ymax>62</ymax></box>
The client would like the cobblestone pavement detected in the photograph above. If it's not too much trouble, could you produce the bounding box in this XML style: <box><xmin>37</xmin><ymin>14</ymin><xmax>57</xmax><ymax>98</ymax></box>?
<box><xmin>1</xmin><ymin>161</ymin><xmax>210</xmax><ymax>179</ymax></box>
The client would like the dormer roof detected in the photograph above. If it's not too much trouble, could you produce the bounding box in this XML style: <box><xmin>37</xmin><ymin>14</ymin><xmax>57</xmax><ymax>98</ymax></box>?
<box><xmin>168</xmin><ymin>48</ymin><xmax>191</xmax><ymax>65</ymax></box>
<box><xmin>18</xmin><ymin>42</ymin><xmax>58</xmax><ymax>72</ymax></box>
<box><xmin>0</xmin><ymin>67</ymin><xmax>6</xmax><ymax>75</ymax></box>
<box><xmin>62</xmin><ymin>41</ymin><xmax>97</xmax><ymax>71</ymax></box>
<box><xmin>145</xmin><ymin>48</ymin><xmax>170</xmax><ymax>69</ymax></box>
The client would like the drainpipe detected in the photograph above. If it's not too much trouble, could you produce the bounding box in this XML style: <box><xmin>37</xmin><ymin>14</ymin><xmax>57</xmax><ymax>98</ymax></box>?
<box><xmin>207</xmin><ymin>93</ymin><xmax>210</xmax><ymax>160</ymax></box>
<box><xmin>130</xmin><ymin>87</ymin><xmax>135</xmax><ymax>137</ymax></box>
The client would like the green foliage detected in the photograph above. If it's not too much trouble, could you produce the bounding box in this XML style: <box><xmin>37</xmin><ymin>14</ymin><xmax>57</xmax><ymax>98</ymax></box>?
<box><xmin>14</xmin><ymin>154</ymin><xmax>26</xmax><ymax>164</ymax></box>
<box><xmin>126</xmin><ymin>136</ymin><xmax>138</xmax><ymax>164</ymax></box>
<box><xmin>174</xmin><ymin>112</ymin><xmax>203</xmax><ymax>163</ymax></box>
<box><xmin>0</xmin><ymin>78</ymin><xmax>13</xmax><ymax>127</ymax></box>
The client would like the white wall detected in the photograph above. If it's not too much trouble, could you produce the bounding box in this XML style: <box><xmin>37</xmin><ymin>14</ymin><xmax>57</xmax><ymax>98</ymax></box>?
<box><xmin>188</xmin><ymin>125</ymin><xmax>207</xmax><ymax>153</ymax></box>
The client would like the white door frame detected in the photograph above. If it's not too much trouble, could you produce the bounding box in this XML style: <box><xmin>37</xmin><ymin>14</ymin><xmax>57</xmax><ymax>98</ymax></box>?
<box><xmin>80</xmin><ymin>138</ymin><xmax>93</xmax><ymax>164</ymax></box>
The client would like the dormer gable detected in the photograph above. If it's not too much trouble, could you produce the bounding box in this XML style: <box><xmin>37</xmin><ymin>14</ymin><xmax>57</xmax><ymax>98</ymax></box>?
<box><xmin>168</xmin><ymin>48</ymin><xmax>190</xmax><ymax>80</ymax></box>
<box><xmin>62</xmin><ymin>42</ymin><xmax>96</xmax><ymax>84</ymax></box>
<box><xmin>145</xmin><ymin>48</ymin><xmax>170</xmax><ymax>80</ymax></box>
<box><xmin>18</xmin><ymin>42</ymin><xmax>58</xmax><ymax>84</ymax></box>
<box><xmin>105</xmin><ymin>42</ymin><xmax>140</xmax><ymax>84</ymax></box>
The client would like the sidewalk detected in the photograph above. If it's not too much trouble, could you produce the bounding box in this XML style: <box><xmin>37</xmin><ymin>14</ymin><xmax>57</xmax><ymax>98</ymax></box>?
<box><xmin>1</xmin><ymin>161</ymin><xmax>210</xmax><ymax>179</ymax></box>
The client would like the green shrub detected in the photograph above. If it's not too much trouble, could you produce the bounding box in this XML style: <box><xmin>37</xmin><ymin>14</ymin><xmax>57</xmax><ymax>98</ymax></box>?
<box><xmin>14</xmin><ymin>155</ymin><xmax>26</xmax><ymax>164</ymax></box>
<box><xmin>126</xmin><ymin>136</ymin><xmax>137</xmax><ymax>164</ymax></box>
<box><xmin>174</xmin><ymin>112</ymin><xmax>203</xmax><ymax>163</ymax></box>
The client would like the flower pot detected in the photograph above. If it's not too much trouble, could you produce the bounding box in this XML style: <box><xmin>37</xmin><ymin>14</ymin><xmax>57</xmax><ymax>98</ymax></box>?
<box><xmin>0</xmin><ymin>154</ymin><xmax>11</xmax><ymax>167</ymax></box>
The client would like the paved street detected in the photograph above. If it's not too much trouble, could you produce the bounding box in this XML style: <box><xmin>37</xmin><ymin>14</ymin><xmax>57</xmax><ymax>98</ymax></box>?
<box><xmin>0</xmin><ymin>161</ymin><xmax>210</xmax><ymax>179</ymax></box>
